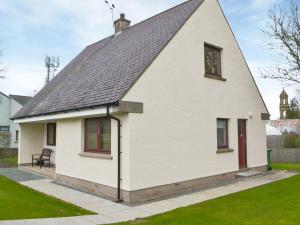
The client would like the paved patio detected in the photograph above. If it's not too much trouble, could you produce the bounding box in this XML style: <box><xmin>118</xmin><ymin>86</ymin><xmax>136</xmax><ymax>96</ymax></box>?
<box><xmin>0</xmin><ymin>168</ymin><xmax>44</xmax><ymax>182</ymax></box>
<box><xmin>20</xmin><ymin>165</ymin><xmax>56</xmax><ymax>179</ymax></box>
<box><xmin>0</xmin><ymin>169</ymin><xmax>296</xmax><ymax>225</ymax></box>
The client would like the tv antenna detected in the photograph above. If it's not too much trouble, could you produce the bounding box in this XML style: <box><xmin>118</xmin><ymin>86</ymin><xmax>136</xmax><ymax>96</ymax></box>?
<box><xmin>105</xmin><ymin>0</ymin><xmax>116</xmax><ymax>30</ymax></box>
<box><xmin>45</xmin><ymin>56</ymin><xmax>60</xmax><ymax>84</ymax></box>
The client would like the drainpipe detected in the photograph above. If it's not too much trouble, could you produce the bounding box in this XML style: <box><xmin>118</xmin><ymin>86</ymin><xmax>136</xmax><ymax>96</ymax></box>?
<box><xmin>106</xmin><ymin>105</ymin><xmax>123</xmax><ymax>203</ymax></box>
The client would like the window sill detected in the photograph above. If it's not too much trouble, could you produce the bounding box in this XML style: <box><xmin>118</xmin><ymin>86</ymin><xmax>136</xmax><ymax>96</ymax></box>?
<box><xmin>79</xmin><ymin>152</ymin><xmax>113</xmax><ymax>160</ymax></box>
<box><xmin>204</xmin><ymin>73</ymin><xmax>227</xmax><ymax>81</ymax></box>
<box><xmin>216</xmin><ymin>149</ymin><xmax>234</xmax><ymax>154</ymax></box>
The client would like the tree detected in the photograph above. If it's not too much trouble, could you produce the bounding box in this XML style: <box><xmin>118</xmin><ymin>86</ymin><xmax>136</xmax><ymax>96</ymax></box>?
<box><xmin>262</xmin><ymin>1</ymin><xmax>300</xmax><ymax>84</ymax></box>
<box><xmin>286</xmin><ymin>97</ymin><xmax>300</xmax><ymax>119</ymax></box>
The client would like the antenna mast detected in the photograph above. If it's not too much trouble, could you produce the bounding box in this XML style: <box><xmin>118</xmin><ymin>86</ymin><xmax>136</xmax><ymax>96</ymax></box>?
<box><xmin>45</xmin><ymin>56</ymin><xmax>60</xmax><ymax>84</ymax></box>
<box><xmin>105</xmin><ymin>0</ymin><xmax>116</xmax><ymax>30</ymax></box>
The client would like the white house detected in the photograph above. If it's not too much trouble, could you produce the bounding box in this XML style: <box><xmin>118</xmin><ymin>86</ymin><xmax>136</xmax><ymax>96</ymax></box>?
<box><xmin>13</xmin><ymin>0</ymin><xmax>269</xmax><ymax>203</ymax></box>
<box><xmin>0</xmin><ymin>92</ymin><xmax>31</xmax><ymax>148</ymax></box>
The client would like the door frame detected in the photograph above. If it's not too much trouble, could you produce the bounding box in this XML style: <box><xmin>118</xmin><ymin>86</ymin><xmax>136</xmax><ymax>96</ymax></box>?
<box><xmin>238</xmin><ymin>119</ymin><xmax>248</xmax><ymax>169</ymax></box>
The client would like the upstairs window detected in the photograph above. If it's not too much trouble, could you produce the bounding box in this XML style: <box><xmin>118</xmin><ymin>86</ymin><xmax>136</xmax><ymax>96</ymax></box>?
<box><xmin>217</xmin><ymin>119</ymin><xmax>229</xmax><ymax>149</ymax></box>
<box><xmin>205</xmin><ymin>44</ymin><xmax>222</xmax><ymax>77</ymax></box>
<box><xmin>85</xmin><ymin>118</ymin><xmax>111</xmax><ymax>154</ymax></box>
<box><xmin>47</xmin><ymin>123</ymin><xmax>56</xmax><ymax>146</ymax></box>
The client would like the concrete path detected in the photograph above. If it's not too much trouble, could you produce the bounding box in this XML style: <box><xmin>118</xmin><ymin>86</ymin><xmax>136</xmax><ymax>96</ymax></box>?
<box><xmin>0</xmin><ymin>170</ymin><xmax>296</xmax><ymax>225</ymax></box>
<box><xmin>0</xmin><ymin>168</ymin><xmax>44</xmax><ymax>182</ymax></box>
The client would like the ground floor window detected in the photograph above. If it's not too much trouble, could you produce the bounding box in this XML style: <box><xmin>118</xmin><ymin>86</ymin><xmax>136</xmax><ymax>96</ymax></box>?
<box><xmin>47</xmin><ymin>123</ymin><xmax>56</xmax><ymax>146</ymax></box>
<box><xmin>217</xmin><ymin>119</ymin><xmax>229</xmax><ymax>149</ymax></box>
<box><xmin>0</xmin><ymin>126</ymin><xmax>9</xmax><ymax>132</ymax></box>
<box><xmin>84</xmin><ymin>118</ymin><xmax>111</xmax><ymax>154</ymax></box>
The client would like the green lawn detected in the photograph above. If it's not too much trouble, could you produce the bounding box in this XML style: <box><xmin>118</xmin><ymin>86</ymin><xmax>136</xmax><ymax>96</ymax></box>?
<box><xmin>0</xmin><ymin>156</ymin><xmax>18</xmax><ymax>167</ymax></box>
<box><xmin>113</xmin><ymin>174</ymin><xmax>300</xmax><ymax>225</ymax></box>
<box><xmin>0</xmin><ymin>175</ymin><xmax>94</xmax><ymax>220</ymax></box>
<box><xmin>273</xmin><ymin>163</ymin><xmax>300</xmax><ymax>171</ymax></box>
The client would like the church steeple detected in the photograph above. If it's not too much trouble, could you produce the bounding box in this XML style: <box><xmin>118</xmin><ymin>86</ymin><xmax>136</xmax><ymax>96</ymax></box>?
<box><xmin>280</xmin><ymin>89</ymin><xmax>289</xmax><ymax>119</ymax></box>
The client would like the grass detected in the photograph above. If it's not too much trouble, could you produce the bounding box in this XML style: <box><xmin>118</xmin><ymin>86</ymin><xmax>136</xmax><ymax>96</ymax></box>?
<box><xmin>0</xmin><ymin>156</ymin><xmax>18</xmax><ymax>167</ymax></box>
<box><xmin>0</xmin><ymin>175</ymin><xmax>94</xmax><ymax>220</ymax></box>
<box><xmin>113</xmin><ymin>174</ymin><xmax>300</xmax><ymax>225</ymax></box>
<box><xmin>273</xmin><ymin>163</ymin><xmax>300</xmax><ymax>171</ymax></box>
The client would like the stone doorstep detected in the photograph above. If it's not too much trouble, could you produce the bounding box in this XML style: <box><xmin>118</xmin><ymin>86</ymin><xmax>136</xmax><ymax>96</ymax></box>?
<box><xmin>235</xmin><ymin>170</ymin><xmax>262</xmax><ymax>178</ymax></box>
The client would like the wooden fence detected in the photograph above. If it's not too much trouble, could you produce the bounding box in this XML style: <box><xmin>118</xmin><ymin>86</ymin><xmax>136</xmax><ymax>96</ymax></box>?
<box><xmin>267</xmin><ymin>135</ymin><xmax>300</xmax><ymax>163</ymax></box>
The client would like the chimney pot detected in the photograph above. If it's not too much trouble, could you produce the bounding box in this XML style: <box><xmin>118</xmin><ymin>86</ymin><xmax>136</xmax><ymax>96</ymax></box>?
<box><xmin>114</xmin><ymin>13</ymin><xmax>131</xmax><ymax>34</ymax></box>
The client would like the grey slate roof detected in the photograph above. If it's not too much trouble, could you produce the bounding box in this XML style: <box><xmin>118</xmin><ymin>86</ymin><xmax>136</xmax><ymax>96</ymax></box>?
<box><xmin>9</xmin><ymin>95</ymin><xmax>32</xmax><ymax>106</ymax></box>
<box><xmin>13</xmin><ymin>0</ymin><xmax>204</xmax><ymax>119</ymax></box>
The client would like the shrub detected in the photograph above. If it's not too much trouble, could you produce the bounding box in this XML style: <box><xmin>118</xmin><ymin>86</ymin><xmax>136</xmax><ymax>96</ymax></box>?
<box><xmin>284</xmin><ymin>135</ymin><xmax>299</xmax><ymax>148</ymax></box>
<box><xmin>295</xmin><ymin>137</ymin><xmax>300</xmax><ymax>148</ymax></box>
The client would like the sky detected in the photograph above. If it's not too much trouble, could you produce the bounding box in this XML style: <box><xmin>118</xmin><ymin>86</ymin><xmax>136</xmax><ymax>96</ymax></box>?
<box><xmin>0</xmin><ymin>0</ymin><xmax>295</xmax><ymax>119</ymax></box>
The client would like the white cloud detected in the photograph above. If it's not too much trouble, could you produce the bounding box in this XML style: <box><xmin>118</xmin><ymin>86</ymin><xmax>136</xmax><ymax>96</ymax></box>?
<box><xmin>251</xmin><ymin>0</ymin><xmax>281</xmax><ymax>8</ymax></box>
<box><xmin>0</xmin><ymin>63</ymin><xmax>46</xmax><ymax>97</ymax></box>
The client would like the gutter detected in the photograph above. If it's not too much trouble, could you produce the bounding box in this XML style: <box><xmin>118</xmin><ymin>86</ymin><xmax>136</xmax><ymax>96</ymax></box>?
<box><xmin>106</xmin><ymin>105</ymin><xmax>123</xmax><ymax>203</ymax></box>
<box><xmin>11</xmin><ymin>101</ymin><xmax>119</xmax><ymax>120</ymax></box>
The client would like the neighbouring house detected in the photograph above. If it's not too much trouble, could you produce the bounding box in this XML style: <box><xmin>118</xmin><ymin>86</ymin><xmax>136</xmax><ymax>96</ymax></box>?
<box><xmin>0</xmin><ymin>92</ymin><xmax>31</xmax><ymax>148</ymax></box>
<box><xmin>13</xmin><ymin>0</ymin><xmax>269</xmax><ymax>203</ymax></box>
<box><xmin>267</xmin><ymin>120</ymin><xmax>300</xmax><ymax>135</ymax></box>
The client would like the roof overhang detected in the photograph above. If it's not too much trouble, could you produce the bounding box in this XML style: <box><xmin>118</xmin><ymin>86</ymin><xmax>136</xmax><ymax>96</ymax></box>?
<box><xmin>13</xmin><ymin>101</ymin><xmax>143</xmax><ymax>124</ymax></box>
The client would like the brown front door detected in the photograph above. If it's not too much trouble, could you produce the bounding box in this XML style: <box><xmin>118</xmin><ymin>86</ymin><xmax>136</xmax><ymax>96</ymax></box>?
<box><xmin>238</xmin><ymin>120</ymin><xmax>247</xmax><ymax>169</ymax></box>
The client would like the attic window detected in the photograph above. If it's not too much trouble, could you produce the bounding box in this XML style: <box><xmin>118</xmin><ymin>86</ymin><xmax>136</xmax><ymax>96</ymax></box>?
<box><xmin>204</xmin><ymin>44</ymin><xmax>225</xmax><ymax>81</ymax></box>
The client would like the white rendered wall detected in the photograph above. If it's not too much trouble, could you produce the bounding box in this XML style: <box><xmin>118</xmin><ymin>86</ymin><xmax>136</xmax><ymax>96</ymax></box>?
<box><xmin>0</xmin><ymin>93</ymin><xmax>10</xmax><ymax>127</ymax></box>
<box><xmin>123</xmin><ymin>0</ymin><xmax>268</xmax><ymax>191</ymax></box>
<box><xmin>55</xmin><ymin>113</ymin><xmax>130</xmax><ymax>190</ymax></box>
<box><xmin>9</xmin><ymin>99</ymin><xmax>23</xmax><ymax>148</ymax></box>
<box><xmin>18</xmin><ymin>123</ymin><xmax>44</xmax><ymax>164</ymax></box>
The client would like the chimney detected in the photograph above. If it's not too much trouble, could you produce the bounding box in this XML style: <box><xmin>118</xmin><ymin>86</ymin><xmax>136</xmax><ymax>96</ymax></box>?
<box><xmin>114</xmin><ymin>13</ymin><xmax>131</xmax><ymax>34</ymax></box>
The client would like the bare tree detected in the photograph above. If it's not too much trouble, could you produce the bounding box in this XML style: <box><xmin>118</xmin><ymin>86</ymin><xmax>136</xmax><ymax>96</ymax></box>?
<box><xmin>262</xmin><ymin>0</ymin><xmax>300</xmax><ymax>84</ymax></box>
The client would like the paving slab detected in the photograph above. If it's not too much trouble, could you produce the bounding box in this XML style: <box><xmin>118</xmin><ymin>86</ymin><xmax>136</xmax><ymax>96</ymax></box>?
<box><xmin>0</xmin><ymin>168</ymin><xmax>44</xmax><ymax>182</ymax></box>
<box><xmin>235</xmin><ymin>170</ymin><xmax>262</xmax><ymax>178</ymax></box>
<box><xmin>0</xmin><ymin>221</ymin><xmax>28</xmax><ymax>225</ymax></box>
<box><xmin>82</xmin><ymin>215</ymin><xmax>119</xmax><ymax>225</ymax></box>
